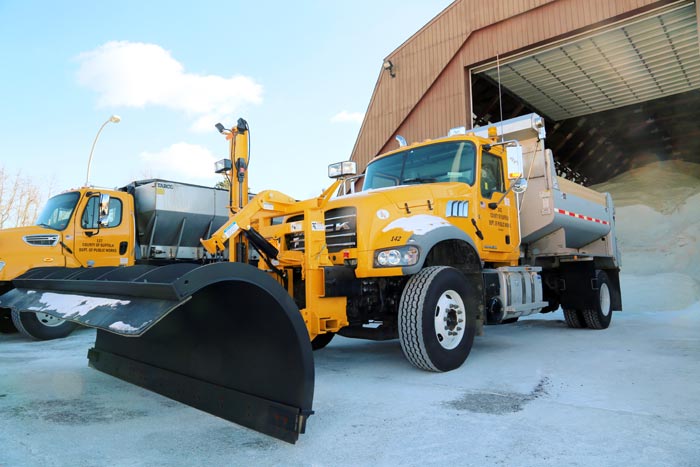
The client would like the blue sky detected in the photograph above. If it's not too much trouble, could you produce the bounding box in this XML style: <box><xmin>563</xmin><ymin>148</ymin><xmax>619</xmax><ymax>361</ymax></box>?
<box><xmin>0</xmin><ymin>1</ymin><xmax>452</xmax><ymax>200</ymax></box>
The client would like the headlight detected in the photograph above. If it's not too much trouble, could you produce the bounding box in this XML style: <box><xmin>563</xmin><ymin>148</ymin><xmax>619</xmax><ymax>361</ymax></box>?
<box><xmin>328</xmin><ymin>161</ymin><xmax>357</xmax><ymax>179</ymax></box>
<box><xmin>0</xmin><ymin>261</ymin><xmax>5</xmax><ymax>272</ymax></box>
<box><xmin>374</xmin><ymin>245</ymin><xmax>420</xmax><ymax>268</ymax></box>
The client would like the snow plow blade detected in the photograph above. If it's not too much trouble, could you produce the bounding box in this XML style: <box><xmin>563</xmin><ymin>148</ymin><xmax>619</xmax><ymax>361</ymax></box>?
<box><xmin>0</xmin><ymin>262</ymin><xmax>314</xmax><ymax>443</ymax></box>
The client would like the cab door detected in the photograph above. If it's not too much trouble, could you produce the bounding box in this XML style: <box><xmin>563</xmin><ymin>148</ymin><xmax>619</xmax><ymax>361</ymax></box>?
<box><xmin>477</xmin><ymin>150</ymin><xmax>519</xmax><ymax>258</ymax></box>
<box><xmin>72</xmin><ymin>191</ymin><xmax>133</xmax><ymax>267</ymax></box>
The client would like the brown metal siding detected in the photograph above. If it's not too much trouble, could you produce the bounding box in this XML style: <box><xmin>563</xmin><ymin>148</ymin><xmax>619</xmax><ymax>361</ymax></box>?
<box><xmin>351</xmin><ymin>0</ymin><xmax>671</xmax><ymax>172</ymax></box>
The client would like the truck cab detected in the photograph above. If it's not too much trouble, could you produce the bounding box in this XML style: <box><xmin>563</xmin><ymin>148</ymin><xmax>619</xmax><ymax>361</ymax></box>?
<box><xmin>0</xmin><ymin>187</ymin><xmax>134</xmax><ymax>338</ymax></box>
<box><xmin>0</xmin><ymin>187</ymin><xmax>135</xmax><ymax>281</ymax></box>
<box><xmin>358</xmin><ymin>133</ymin><xmax>521</xmax><ymax>266</ymax></box>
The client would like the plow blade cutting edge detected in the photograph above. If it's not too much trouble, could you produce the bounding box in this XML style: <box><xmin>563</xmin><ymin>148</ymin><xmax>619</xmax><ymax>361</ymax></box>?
<box><xmin>0</xmin><ymin>262</ymin><xmax>314</xmax><ymax>443</ymax></box>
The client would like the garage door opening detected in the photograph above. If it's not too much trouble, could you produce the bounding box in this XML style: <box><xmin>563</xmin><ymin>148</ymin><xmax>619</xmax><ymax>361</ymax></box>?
<box><xmin>469</xmin><ymin>0</ymin><xmax>700</xmax><ymax>185</ymax></box>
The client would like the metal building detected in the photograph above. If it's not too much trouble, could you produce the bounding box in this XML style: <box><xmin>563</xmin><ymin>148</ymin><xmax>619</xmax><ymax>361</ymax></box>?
<box><xmin>351</xmin><ymin>0</ymin><xmax>700</xmax><ymax>185</ymax></box>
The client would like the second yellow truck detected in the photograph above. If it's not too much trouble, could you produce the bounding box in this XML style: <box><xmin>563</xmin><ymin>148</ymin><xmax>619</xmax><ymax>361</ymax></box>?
<box><xmin>0</xmin><ymin>180</ymin><xmax>229</xmax><ymax>339</ymax></box>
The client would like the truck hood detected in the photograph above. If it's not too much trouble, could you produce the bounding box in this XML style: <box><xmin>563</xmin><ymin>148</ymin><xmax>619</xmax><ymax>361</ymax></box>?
<box><xmin>322</xmin><ymin>182</ymin><xmax>473</xmax><ymax>252</ymax></box>
<box><xmin>329</xmin><ymin>182</ymin><xmax>471</xmax><ymax>210</ymax></box>
<box><xmin>0</xmin><ymin>225</ymin><xmax>65</xmax><ymax>281</ymax></box>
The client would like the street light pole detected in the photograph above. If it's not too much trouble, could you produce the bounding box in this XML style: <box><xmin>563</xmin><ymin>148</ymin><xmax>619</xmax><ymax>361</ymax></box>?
<box><xmin>85</xmin><ymin>115</ymin><xmax>121</xmax><ymax>186</ymax></box>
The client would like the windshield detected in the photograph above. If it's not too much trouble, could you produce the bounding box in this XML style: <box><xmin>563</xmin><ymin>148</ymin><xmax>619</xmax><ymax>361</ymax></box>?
<box><xmin>363</xmin><ymin>141</ymin><xmax>476</xmax><ymax>190</ymax></box>
<box><xmin>35</xmin><ymin>192</ymin><xmax>80</xmax><ymax>231</ymax></box>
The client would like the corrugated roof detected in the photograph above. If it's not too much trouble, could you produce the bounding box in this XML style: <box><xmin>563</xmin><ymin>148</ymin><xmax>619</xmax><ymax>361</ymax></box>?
<box><xmin>479</xmin><ymin>2</ymin><xmax>700</xmax><ymax>120</ymax></box>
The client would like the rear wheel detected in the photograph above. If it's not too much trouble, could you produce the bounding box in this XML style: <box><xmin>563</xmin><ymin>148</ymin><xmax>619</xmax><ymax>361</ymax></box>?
<box><xmin>563</xmin><ymin>309</ymin><xmax>587</xmax><ymax>328</ymax></box>
<box><xmin>311</xmin><ymin>332</ymin><xmax>334</xmax><ymax>350</ymax></box>
<box><xmin>10</xmin><ymin>309</ymin><xmax>78</xmax><ymax>340</ymax></box>
<box><xmin>398</xmin><ymin>266</ymin><xmax>477</xmax><ymax>372</ymax></box>
<box><xmin>581</xmin><ymin>270</ymin><xmax>614</xmax><ymax>329</ymax></box>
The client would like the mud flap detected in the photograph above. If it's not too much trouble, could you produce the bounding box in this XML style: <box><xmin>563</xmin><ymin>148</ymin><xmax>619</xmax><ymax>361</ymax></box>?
<box><xmin>0</xmin><ymin>262</ymin><xmax>314</xmax><ymax>443</ymax></box>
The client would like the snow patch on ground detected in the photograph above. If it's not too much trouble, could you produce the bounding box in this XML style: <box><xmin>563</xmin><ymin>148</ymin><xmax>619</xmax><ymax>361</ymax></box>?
<box><xmin>593</xmin><ymin>161</ymin><xmax>700</xmax><ymax>311</ymax></box>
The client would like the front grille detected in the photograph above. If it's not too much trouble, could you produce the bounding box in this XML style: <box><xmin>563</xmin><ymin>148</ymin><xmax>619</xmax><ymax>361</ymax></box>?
<box><xmin>285</xmin><ymin>207</ymin><xmax>357</xmax><ymax>253</ymax></box>
<box><xmin>23</xmin><ymin>234</ymin><xmax>59</xmax><ymax>246</ymax></box>
<box><xmin>325</xmin><ymin>207</ymin><xmax>357</xmax><ymax>252</ymax></box>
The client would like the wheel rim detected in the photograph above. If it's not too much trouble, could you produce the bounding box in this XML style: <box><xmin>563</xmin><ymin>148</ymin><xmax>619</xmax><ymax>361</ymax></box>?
<box><xmin>34</xmin><ymin>312</ymin><xmax>66</xmax><ymax>327</ymax></box>
<box><xmin>434</xmin><ymin>289</ymin><xmax>466</xmax><ymax>350</ymax></box>
<box><xmin>600</xmin><ymin>283</ymin><xmax>611</xmax><ymax>317</ymax></box>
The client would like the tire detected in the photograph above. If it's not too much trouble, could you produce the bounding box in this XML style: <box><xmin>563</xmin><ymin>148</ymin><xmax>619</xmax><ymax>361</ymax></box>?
<box><xmin>563</xmin><ymin>309</ymin><xmax>587</xmax><ymax>328</ymax></box>
<box><xmin>10</xmin><ymin>309</ymin><xmax>78</xmax><ymax>340</ymax></box>
<box><xmin>0</xmin><ymin>308</ymin><xmax>18</xmax><ymax>333</ymax></box>
<box><xmin>581</xmin><ymin>270</ymin><xmax>614</xmax><ymax>329</ymax></box>
<box><xmin>398</xmin><ymin>266</ymin><xmax>478</xmax><ymax>372</ymax></box>
<box><xmin>311</xmin><ymin>332</ymin><xmax>334</xmax><ymax>350</ymax></box>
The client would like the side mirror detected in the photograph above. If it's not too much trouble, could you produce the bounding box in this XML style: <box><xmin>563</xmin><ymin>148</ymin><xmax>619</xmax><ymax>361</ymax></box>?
<box><xmin>328</xmin><ymin>161</ymin><xmax>357</xmax><ymax>179</ymax></box>
<box><xmin>512</xmin><ymin>177</ymin><xmax>528</xmax><ymax>194</ymax></box>
<box><xmin>506</xmin><ymin>145</ymin><xmax>524</xmax><ymax>180</ymax></box>
<box><xmin>98</xmin><ymin>193</ymin><xmax>111</xmax><ymax>227</ymax></box>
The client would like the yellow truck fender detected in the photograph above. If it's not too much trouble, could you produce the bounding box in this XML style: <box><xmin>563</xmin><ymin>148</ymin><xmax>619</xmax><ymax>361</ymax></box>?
<box><xmin>379</xmin><ymin>214</ymin><xmax>480</xmax><ymax>275</ymax></box>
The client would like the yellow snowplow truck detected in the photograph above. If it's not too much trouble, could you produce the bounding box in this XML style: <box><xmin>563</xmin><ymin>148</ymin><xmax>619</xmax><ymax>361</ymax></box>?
<box><xmin>0</xmin><ymin>179</ymin><xmax>230</xmax><ymax>339</ymax></box>
<box><xmin>0</xmin><ymin>114</ymin><xmax>622</xmax><ymax>443</ymax></box>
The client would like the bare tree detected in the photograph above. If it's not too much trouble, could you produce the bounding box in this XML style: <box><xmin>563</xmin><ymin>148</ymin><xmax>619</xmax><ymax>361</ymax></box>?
<box><xmin>0</xmin><ymin>166</ymin><xmax>44</xmax><ymax>228</ymax></box>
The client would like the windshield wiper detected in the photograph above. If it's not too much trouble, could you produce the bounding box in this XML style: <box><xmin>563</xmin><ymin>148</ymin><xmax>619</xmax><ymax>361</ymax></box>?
<box><xmin>402</xmin><ymin>177</ymin><xmax>436</xmax><ymax>185</ymax></box>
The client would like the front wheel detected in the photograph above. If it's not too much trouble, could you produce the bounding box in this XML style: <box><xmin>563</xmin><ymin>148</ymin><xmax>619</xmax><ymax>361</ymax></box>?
<box><xmin>398</xmin><ymin>266</ymin><xmax>478</xmax><ymax>372</ymax></box>
<box><xmin>10</xmin><ymin>309</ymin><xmax>78</xmax><ymax>340</ymax></box>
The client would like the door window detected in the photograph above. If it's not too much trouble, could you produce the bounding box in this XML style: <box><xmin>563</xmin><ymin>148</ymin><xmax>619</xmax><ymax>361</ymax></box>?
<box><xmin>81</xmin><ymin>197</ymin><xmax>123</xmax><ymax>229</ymax></box>
<box><xmin>481</xmin><ymin>152</ymin><xmax>505</xmax><ymax>198</ymax></box>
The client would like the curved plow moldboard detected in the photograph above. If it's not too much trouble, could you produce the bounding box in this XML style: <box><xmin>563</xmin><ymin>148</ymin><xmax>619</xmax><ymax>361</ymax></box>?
<box><xmin>1</xmin><ymin>262</ymin><xmax>315</xmax><ymax>443</ymax></box>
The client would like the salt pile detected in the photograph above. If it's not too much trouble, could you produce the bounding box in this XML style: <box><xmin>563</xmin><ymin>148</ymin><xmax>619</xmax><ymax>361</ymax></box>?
<box><xmin>592</xmin><ymin>160</ymin><xmax>700</xmax><ymax>311</ymax></box>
